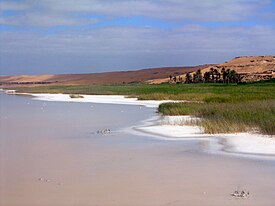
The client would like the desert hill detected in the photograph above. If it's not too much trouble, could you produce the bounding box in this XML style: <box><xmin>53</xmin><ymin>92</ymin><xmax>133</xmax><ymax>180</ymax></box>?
<box><xmin>200</xmin><ymin>56</ymin><xmax>275</xmax><ymax>82</ymax></box>
<box><xmin>149</xmin><ymin>56</ymin><xmax>275</xmax><ymax>84</ymax></box>
<box><xmin>219</xmin><ymin>56</ymin><xmax>275</xmax><ymax>73</ymax></box>
<box><xmin>1</xmin><ymin>56</ymin><xmax>274</xmax><ymax>86</ymax></box>
<box><xmin>0</xmin><ymin>65</ymin><xmax>211</xmax><ymax>86</ymax></box>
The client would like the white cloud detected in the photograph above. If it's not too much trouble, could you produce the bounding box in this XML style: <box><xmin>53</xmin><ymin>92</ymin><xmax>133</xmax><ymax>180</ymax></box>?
<box><xmin>0</xmin><ymin>0</ymin><xmax>272</xmax><ymax>27</ymax></box>
<box><xmin>0</xmin><ymin>1</ymin><xmax>30</xmax><ymax>11</ymax></box>
<box><xmin>1</xmin><ymin>25</ymin><xmax>274</xmax><ymax>54</ymax></box>
<box><xmin>0</xmin><ymin>12</ymin><xmax>98</xmax><ymax>27</ymax></box>
<box><xmin>0</xmin><ymin>0</ymin><xmax>274</xmax><ymax>74</ymax></box>
<box><xmin>43</xmin><ymin>0</ymin><xmax>261</xmax><ymax>21</ymax></box>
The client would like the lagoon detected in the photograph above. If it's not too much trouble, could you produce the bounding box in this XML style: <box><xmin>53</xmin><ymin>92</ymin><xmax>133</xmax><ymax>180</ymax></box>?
<box><xmin>1</xmin><ymin>93</ymin><xmax>275</xmax><ymax>206</ymax></box>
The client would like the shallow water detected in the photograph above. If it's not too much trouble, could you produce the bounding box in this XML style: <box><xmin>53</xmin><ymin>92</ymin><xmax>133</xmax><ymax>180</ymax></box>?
<box><xmin>1</xmin><ymin>93</ymin><xmax>275</xmax><ymax>206</ymax></box>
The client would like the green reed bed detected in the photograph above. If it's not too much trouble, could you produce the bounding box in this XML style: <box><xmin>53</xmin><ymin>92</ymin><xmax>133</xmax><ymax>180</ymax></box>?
<box><xmin>158</xmin><ymin>100</ymin><xmax>275</xmax><ymax>135</ymax></box>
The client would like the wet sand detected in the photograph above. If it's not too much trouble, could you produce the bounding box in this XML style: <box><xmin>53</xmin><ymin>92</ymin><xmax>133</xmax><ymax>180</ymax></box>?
<box><xmin>1</xmin><ymin>93</ymin><xmax>275</xmax><ymax>206</ymax></box>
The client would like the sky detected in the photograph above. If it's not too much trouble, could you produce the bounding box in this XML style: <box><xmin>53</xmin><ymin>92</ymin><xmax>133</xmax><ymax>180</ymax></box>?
<box><xmin>0</xmin><ymin>0</ymin><xmax>275</xmax><ymax>75</ymax></box>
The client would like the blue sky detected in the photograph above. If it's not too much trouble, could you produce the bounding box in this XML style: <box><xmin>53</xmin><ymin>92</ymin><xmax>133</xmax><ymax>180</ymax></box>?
<box><xmin>0</xmin><ymin>0</ymin><xmax>274</xmax><ymax>75</ymax></box>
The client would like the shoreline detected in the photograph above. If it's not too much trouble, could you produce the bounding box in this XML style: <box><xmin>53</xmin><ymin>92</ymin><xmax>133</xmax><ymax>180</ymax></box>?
<box><xmin>22</xmin><ymin>92</ymin><xmax>180</xmax><ymax>108</ymax></box>
<box><xmin>2</xmin><ymin>90</ymin><xmax>275</xmax><ymax>158</ymax></box>
<box><xmin>129</xmin><ymin>115</ymin><xmax>275</xmax><ymax>159</ymax></box>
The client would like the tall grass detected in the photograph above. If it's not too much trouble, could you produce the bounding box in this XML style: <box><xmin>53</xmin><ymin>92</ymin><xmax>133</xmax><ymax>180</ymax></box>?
<box><xmin>158</xmin><ymin>100</ymin><xmax>275</xmax><ymax>135</ymax></box>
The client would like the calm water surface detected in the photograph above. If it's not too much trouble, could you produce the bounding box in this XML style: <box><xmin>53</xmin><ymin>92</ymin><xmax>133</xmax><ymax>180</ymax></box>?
<box><xmin>1</xmin><ymin>93</ymin><xmax>275</xmax><ymax>206</ymax></box>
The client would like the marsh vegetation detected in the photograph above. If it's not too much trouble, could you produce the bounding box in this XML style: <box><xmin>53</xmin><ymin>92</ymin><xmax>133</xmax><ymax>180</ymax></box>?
<box><xmin>11</xmin><ymin>79</ymin><xmax>275</xmax><ymax>135</ymax></box>
<box><xmin>159</xmin><ymin>100</ymin><xmax>275</xmax><ymax>135</ymax></box>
